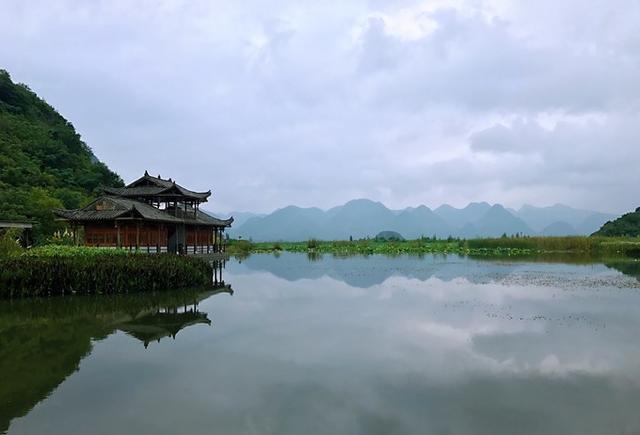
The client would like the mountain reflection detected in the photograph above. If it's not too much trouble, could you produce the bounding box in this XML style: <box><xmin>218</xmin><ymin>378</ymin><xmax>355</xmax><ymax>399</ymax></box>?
<box><xmin>235</xmin><ymin>252</ymin><xmax>640</xmax><ymax>288</ymax></box>
<box><xmin>0</xmin><ymin>264</ymin><xmax>232</xmax><ymax>434</ymax></box>
<box><xmin>605</xmin><ymin>260</ymin><xmax>640</xmax><ymax>281</ymax></box>
<box><xmin>4</xmin><ymin>254</ymin><xmax>640</xmax><ymax>435</ymax></box>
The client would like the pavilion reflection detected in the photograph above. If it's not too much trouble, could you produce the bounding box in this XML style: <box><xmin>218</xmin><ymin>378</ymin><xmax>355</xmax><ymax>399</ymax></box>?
<box><xmin>118</xmin><ymin>281</ymin><xmax>232</xmax><ymax>348</ymax></box>
<box><xmin>0</xmin><ymin>262</ymin><xmax>232</xmax><ymax>434</ymax></box>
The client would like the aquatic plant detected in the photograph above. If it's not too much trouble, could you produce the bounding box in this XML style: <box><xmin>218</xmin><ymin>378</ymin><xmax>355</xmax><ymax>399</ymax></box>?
<box><xmin>0</xmin><ymin>250</ymin><xmax>213</xmax><ymax>298</ymax></box>
<box><xmin>226</xmin><ymin>236</ymin><xmax>640</xmax><ymax>258</ymax></box>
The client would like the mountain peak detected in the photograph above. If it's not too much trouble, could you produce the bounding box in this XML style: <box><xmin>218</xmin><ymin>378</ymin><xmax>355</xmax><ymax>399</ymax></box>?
<box><xmin>343</xmin><ymin>198</ymin><xmax>385</xmax><ymax>207</ymax></box>
<box><xmin>435</xmin><ymin>204</ymin><xmax>456</xmax><ymax>212</ymax></box>
<box><xmin>230</xmin><ymin>199</ymin><xmax>616</xmax><ymax>241</ymax></box>
<box><xmin>464</xmin><ymin>202</ymin><xmax>492</xmax><ymax>211</ymax></box>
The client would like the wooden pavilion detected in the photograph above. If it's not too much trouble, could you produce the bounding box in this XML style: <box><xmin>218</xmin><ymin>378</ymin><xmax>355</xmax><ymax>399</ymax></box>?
<box><xmin>55</xmin><ymin>171</ymin><xmax>233</xmax><ymax>254</ymax></box>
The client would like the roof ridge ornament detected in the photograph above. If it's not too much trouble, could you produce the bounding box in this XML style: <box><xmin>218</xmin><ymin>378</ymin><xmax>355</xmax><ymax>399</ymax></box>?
<box><xmin>144</xmin><ymin>170</ymin><xmax>149</xmax><ymax>176</ymax></box>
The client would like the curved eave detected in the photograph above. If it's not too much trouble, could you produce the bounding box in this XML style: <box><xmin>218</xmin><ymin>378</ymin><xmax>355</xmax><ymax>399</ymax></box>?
<box><xmin>53</xmin><ymin>209</ymin><xmax>73</xmax><ymax>219</ymax></box>
<box><xmin>102</xmin><ymin>187</ymin><xmax>210</xmax><ymax>201</ymax></box>
<box><xmin>218</xmin><ymin>217</ymin><xmax>233</xmax><ymax>227</ymax></box>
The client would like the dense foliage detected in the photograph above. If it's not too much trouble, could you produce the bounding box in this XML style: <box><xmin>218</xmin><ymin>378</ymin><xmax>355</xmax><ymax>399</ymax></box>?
<box><xmin>593</xmin><ymin>207</ymin><xmax>640</xmax><ymax>237</ymax></box>
<box><xmin>0</xmin><ymin>246</ymin><xmax>213</xmax><ymax>298</ymax></box>
<box><xmin>0</xmin><ymin>70</ymin><xmax>123</xmax><ymax>242</ymax></box>
<box><xmin>0</xmin><ymin>228</ymin><xmax>22</xmax><ymax>259</ymax></box>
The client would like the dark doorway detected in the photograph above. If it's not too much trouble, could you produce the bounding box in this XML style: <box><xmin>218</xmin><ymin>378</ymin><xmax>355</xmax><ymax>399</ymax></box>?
<box><xmin>167</xmin><ymin>225</ymin><xmax>177</xmax><ymax>253</ymax></box>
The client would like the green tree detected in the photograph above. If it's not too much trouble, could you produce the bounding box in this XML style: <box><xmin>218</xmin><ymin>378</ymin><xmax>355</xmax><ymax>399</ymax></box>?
<box><xmin>0</xmin><ymin>69</ymin><xmax>123</xmax><ymax>243</ymax></box>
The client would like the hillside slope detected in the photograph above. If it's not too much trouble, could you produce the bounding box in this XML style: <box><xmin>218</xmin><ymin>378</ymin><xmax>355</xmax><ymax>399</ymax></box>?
<box><xmin>0</xmin><ymin>70</ymin><xmax>122</xmax><ymax>240</ymax></box>
<box><xmin>593</xmin><ymin>207</ymin><xmax>640</xmax><ymax>237</ymax></box>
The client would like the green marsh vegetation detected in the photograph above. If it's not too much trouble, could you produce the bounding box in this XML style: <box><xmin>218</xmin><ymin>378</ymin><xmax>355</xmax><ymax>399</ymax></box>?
<box><xmin>226</xmin><ymin>235</ymin><xmax>640</xmax><ymax>258</ymax></box>
<box><xmin>0</xmin><ymin>245</ymin><xmax>214</xmax><ymax>298</ymax></box>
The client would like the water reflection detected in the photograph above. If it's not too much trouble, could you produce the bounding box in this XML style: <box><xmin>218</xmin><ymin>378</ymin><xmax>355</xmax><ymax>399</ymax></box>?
<box><xmin>605</xmin><ymin>259</ymin><xmax>640</xmax><ymax>281</ymax></box>
<box><xmin>235</xmin><ymin>252</ymin><xmax>640</xmax><ymax>288</ymax></box>
<box><xmin>0</xmin><ymin>272</ymin><xmax>232</xmax><ymax>433</ymax></box>
<box><xmin>118</xmin><ymin>304</ymin><xmax>211</xmax><ymax>348</ymax></box>
<box><xmin>3</xmin><ymin>254</ymin><xmax>640</xmax><ymax>435</ymax></box>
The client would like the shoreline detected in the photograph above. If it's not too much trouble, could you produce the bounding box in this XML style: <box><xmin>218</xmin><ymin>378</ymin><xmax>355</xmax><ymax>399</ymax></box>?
<box><xmin>226</xmin><ymin>236</ymin><xmax>640</xmax><ymax>258</ymax></box>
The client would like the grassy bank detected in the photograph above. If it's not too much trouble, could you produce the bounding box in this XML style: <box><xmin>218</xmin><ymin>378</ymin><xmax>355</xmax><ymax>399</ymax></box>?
<box><xmin>0</xmin><ymin>246</ymin><xmax>213</xmax><ymax>298</ymax></box>
<box><xmin>226</xmin><ymin>236</ymin><xmax>640</xmax><ymax>258</ymax></box>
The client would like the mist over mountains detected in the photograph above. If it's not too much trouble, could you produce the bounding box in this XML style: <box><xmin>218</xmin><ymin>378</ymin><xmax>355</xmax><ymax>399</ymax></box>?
<box><xmin>217</xmin><ymin>200</ymin><xmax>617</xmax><ymax>242</ymax></box>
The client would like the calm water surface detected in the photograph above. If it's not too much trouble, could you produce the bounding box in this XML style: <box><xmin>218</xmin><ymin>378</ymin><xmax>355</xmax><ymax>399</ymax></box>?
<box><xmin>2</xmin><ymin>253</ymin><xmax>640</xmax><ymax>435</ymax></box>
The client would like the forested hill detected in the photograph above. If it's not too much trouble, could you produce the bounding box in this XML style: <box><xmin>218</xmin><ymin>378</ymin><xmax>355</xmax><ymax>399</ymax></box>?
<box><xmin>593</xmin><ymin>207</ymin><xmax>640</xmax><ymax>237</ymax></box>
<box><xmin>0</xmin><ymin>69</ymin><xmax>123</xmax><ymax>241</ymax></box>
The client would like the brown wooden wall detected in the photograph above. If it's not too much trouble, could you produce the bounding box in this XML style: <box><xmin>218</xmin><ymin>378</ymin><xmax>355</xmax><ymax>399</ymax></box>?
<box><xmin>186</xmin><ymin>227</ymin><xmax>214</xmax><ymax>245</ymax></box>
<box><xmin>85</xmin><ymin>222</ymin><xmax>169</xmax><ymax>247</ymax></box>
<box><xmin>84</xmin><ymin>222</ymin><xmax>222</xmax><ymax>249</ymax></box>
<box><xmin>85</xmin><ymin>223</ymin><xmax>118</xmax><ymax>246</ymax></box>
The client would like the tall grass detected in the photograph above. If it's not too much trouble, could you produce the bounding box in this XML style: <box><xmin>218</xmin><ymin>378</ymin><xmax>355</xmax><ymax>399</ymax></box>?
<box><xmin>466</xmin><ymin>236</ymin><xmax>640</xmax><ymax>255</ymax></box>
<box><xmin>0</xmin><ymin>229</ymin><xmax>23</xmax><ymax>260</ymax></box>
<box><xmin>226</xmin><ymin>236</ymin><xmax>640</xmax><ymax>258</ymax></box>
<box><xmin>0</xmin><ymin>247</ymin><xmax>213</xmax><ymax>298</ymax></box>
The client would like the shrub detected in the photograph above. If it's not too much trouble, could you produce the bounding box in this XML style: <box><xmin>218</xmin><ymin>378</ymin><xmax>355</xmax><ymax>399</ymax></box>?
<box><xmin>0</xmin><ymin>229</ymin><xmax>23</xmax><ymax>259</ymax></box>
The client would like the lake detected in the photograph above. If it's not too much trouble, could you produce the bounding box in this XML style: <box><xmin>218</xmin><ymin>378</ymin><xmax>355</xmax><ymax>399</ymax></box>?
<box><xmin>2</xmin><ymin>253</ymin><xmax>640</xmax><ymax>435</ymax></box>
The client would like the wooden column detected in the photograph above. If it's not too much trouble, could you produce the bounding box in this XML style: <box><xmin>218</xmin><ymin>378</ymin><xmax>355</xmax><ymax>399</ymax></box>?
<box><xmin>195</xmin><ymin>225</ymin><xmax>198</xmax><ymax>254</ymax></box>
<box><xmin>116</xmin><ymin>223</ymin><xmax>121</xmax><ymax>248</ymax></box>
<box><xmin>136</xmin><ymin>222</ymin><xmax>140</xmax><ymax>250</ymax></box>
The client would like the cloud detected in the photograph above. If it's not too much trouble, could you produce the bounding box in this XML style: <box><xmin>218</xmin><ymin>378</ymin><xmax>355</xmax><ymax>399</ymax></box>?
<box><xmin>1</xmin><ymin>0</ymin><xmax>639</xmax><ymax>213</ymax></box>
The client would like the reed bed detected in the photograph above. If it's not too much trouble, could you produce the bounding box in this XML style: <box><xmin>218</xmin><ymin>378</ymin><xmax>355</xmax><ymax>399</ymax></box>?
<box><xmin>0</xmin><ymin>247</ymin><xmax>213</xmax><ymax>298</ymax></box>
<box><xmin>465</xmin><ymin>236</ymin><xmax>640</xmax><ymax>255</ymax></box>
<box><xmin>227</xmin><ymin>236</ymin><xmax>640</xmax><ymax>258</ymax></box>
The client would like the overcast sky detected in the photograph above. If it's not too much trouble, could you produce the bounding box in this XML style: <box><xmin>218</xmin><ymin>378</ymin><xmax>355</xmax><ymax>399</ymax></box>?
<box><xmin>2</xmin><ymin>0</ymin><xmax>639</xmax><ymax>214</ymax></box>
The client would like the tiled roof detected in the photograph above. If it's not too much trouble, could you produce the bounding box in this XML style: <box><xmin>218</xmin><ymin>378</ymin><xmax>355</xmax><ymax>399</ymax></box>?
<box><xmin>55</xmin><ymin>196</ymin><xmax>233</xmax><ymax>227</ymax></box>
<box><xmin>103</xmin><ymin>186</ymin><xmax>166</xmax><ymax>196</ymax></box>
<box><xmin>196</xmin><ymin>210</ymin><xmax>234</xmax><ymax>227</ymax></box>
<box><xmin>113</xmin><ymin>172</ymin><xmax>211</xmax><ymax>200</ymax></box>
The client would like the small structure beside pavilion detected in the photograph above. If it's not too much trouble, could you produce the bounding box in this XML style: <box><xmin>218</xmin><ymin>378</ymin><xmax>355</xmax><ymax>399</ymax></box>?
<box><xmin>55</xmin><ymin>171</ymin><xmax>233</xmax><ymax>254</ymax></box>
<box><xmin>0</xmin><ymin>221</ymin><xmax>33</xmax><ymax>247</ymax></box>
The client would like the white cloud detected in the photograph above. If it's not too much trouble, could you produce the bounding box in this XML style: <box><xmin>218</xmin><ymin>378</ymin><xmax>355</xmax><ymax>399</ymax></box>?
<box><xmin>1</xmin><ymin>0</ymin><xmax>638</xmax><ymax>213</ymax></box>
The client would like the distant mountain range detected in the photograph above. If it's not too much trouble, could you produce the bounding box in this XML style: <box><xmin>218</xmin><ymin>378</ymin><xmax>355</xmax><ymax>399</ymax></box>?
<box><xmin>217</xmin><ymin>211</ymin><xmax>266</xmax><ymax>228</ymax></box>
<box><xmin>222</xmin><ymin>200</ymin><xmax>618</xmax><ymax>241</ymax></box>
